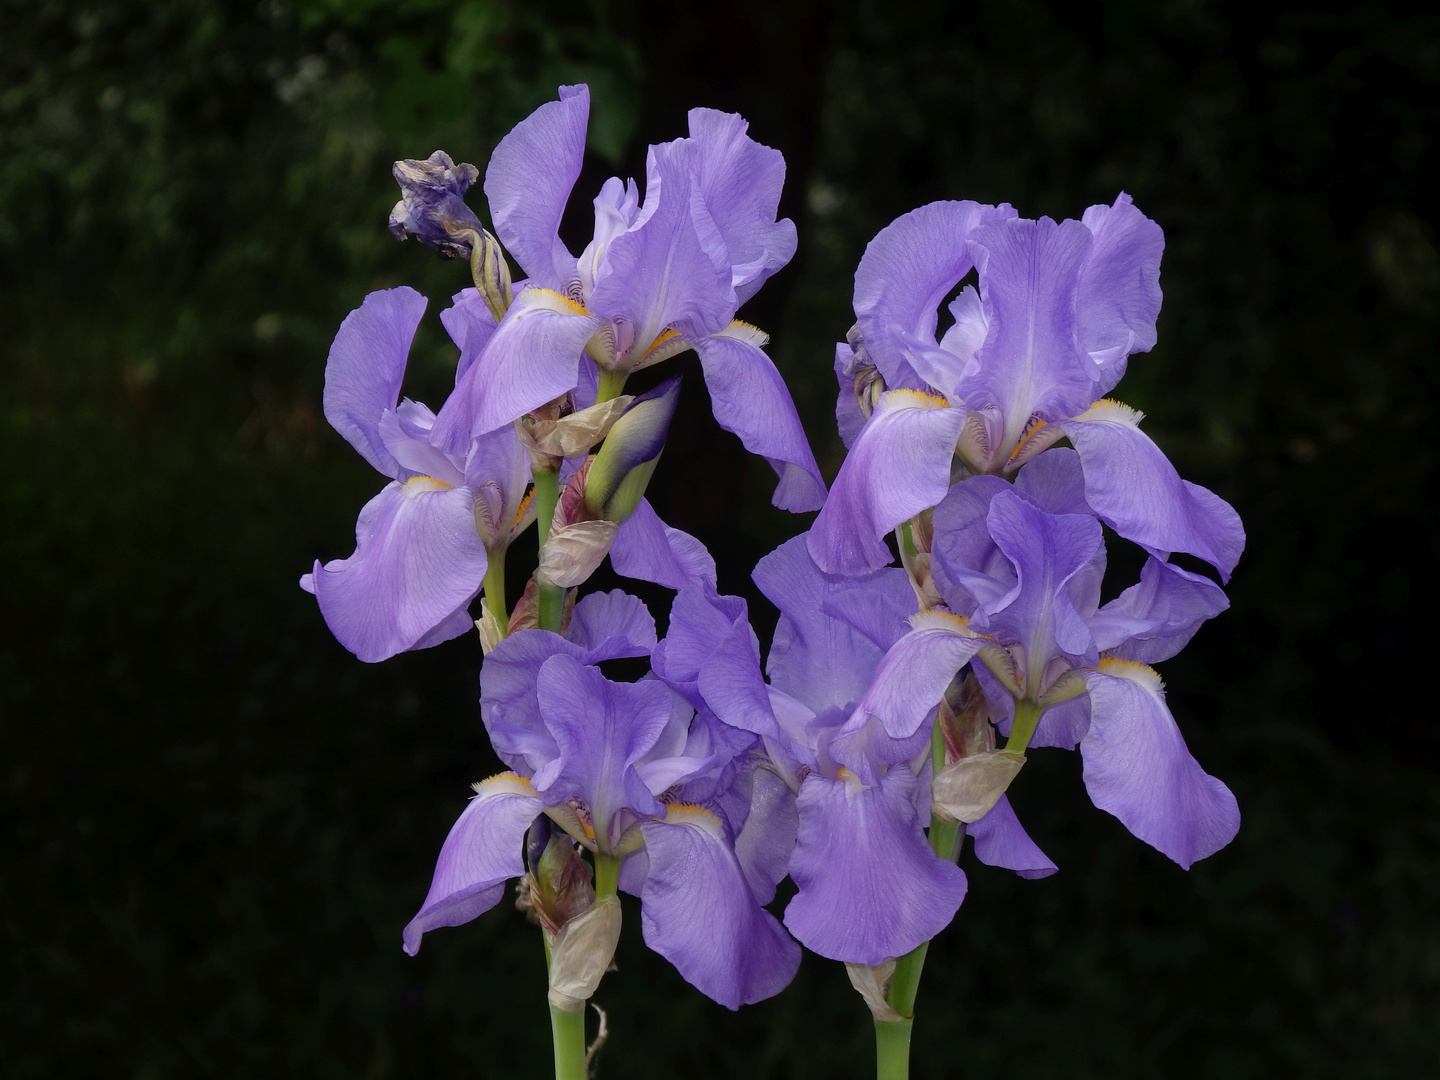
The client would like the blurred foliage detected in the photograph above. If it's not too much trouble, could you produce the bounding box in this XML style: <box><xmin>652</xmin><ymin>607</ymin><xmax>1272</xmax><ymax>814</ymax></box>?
<box><xmin>2</xmin><ymin>0</ymin><xmax>1437</xmax><ymax>1078</ymax></box>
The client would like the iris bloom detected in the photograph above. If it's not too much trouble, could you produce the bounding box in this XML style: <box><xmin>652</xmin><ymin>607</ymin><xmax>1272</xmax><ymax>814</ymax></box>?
<box><xmin>857</xmin><ymin>449</ymin><xmax>1240</xmax><ymax>869</ymax></box>
<box><xmin>426</xmin><ymin>84</ymin><xmax>826</xmax><ymax>513</ymax></box>
<box><xmin>660</xmin><ymin>536</ymin><xmax>997</xmax><ymax>965</ymax></box>
<box><xmin>810</xmin><ymin>196</ymin><xmax>1244</xmax><ymax>578</ymax></box>
<box><xmin>301</xmin><ymin>287</ymin><xmax>533</xmax><ymax>662</ymax></box>
<box><xmin>402</xmin><ymin>591</ymin><xmax>799</xmax><ymax>1010</ymax></box>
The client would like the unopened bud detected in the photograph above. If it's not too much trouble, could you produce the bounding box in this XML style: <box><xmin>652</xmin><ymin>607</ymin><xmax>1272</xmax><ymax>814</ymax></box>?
<box><xmin>525</xmin><ymin>821</ymin><xmax>596</xmax><ymax>936</ymax></box>
<box><xmin>471</xmin><ymin>228</ymin><xmax>514</xmax><ymax>324</ymax></box>
<box><xmin>936</xmin><ymin>671</ymin><xmax>994</xmax><ymax>763</ymax></box>
<box><xmin>584</xmin><ymin>376</ymin><xmax>681</xmax><ymax>522</ymax></box>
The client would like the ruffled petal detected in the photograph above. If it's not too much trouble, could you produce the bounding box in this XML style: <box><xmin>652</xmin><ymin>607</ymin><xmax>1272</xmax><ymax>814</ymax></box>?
<box><xmin>691</xmin><ymin>323</ymin><xmax>826</xmax><ymax>512</ymax></box>
<box><xmin>684</xmin><ymin>108</ymin><xmax>797</xmax><ymax>303</ymax></box>
<box><xmin>402</xmin><ymin>773</ymin><xmax>544</xmax><ymax>954</ymax></box>
<box><xmin>808</xmin><ymin>390</ymin><xmax>966</xmax><ymax>576</ymax></box>
<box><xmin>652</xmin><ymin>584</ymin><xmax>752</xmax><ymax>707</ymax></box>
<box><xmin>609</xmin><ymin>498</ymin><xmax>718</xmax><ymax>589</ymax></box>
<box><xmin>638</xmin><ymin>806</ymin><xmax>800</xmax><ymax>1009</ymax></box>
<box><xmin>855</xmin><ymin>612</ymin><xmax>986</xmax><ymax>739</ymax></box>
<box><xmin>1080</xmin><ymin>661</ymin><xmax>1239</xmax><ymax>868</ymax></box>
<box><xmin>1058</xmin><ymin>400</ymin><xmax>1245</xmax><ymax>581</ymax></box>
<box><xmin>323</xmin><ymin>287</ymin><xmax>427</xmax><ymax>477</ymax></box>
<box><xmin>309</xmin><ymin>479</ymin><xmax>487</xmax><ymax>663</ymax></box>
<box><xmin>432</xmin><ymin>288</ymin><xmax>604</xmax><ymax>450</ymax></box>
<box><xmin>853</xmin><ymin>200</ymin><xmax>1016</xmax><ymax>392</ymax></box>
<box><xmin>1077</xmin><ymin>193</ymin><xmax>1164</xmax><ymax>393</ymax></box>
<box><xmin>1090</xmin><ymin>556</ymin><xmax>1229</xmax><ymax>662</ymax></box>
<box><xmin>565</xmin><ymin>589</ymin><xmax>658</xmax><ymax>655</ymax></box>
<box><xmin>483</xmin><ymin>84</ymin><xmax>587</xmax><ymax>291</ymax></box>
<box><xmin>969</xmin><ymin>794</ymin><xmax>1057</xmax><ymax>879</ymax></box>
<box><xmin>733</xmin><ymin>765</ymin><xmax>799</xmax><ymax>906</ymax></box>
<box><xmin>784</xmin><ymin>770</ymin><xmax>967</xmax><ymax>965</ymax></box>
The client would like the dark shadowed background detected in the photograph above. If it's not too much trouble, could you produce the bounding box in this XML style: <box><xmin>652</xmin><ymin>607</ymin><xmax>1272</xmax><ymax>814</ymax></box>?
<box><xmin>3</xmin><ymin>1</ymin><xmax>1437</xmax><ymax>1077</ymax></box>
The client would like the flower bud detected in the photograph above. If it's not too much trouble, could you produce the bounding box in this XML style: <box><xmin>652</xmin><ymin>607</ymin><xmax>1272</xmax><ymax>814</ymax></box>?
<box><xmin>524</xmin><ymin>818</ymin><xmax>596</xmax><ymax>937</ymax></box>
<box><xmin>583</xmin><ymin>376</ymin><xmax>681</xmax><ymax>522</ymax></box>
<box><xmin>470</xmin><ymin>227</ymin><xmax>514</xmax><ymax>324</ymax></box>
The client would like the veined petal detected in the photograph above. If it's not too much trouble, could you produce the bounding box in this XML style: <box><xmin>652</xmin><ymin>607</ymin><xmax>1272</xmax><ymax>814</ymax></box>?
<box><xmin>402</xmin><ymin>773</ymin><xmax>544</xmax><ymax>955</ymax></box>
<box><xmin>808</xmin><ymin>389</ymin><xmax>965</xmax><ymax>576</ymax></box>
<box><xmin>1077</xmin><ymin>193</ymin><xmax>1164</xmax><ymax>393</ymax></box>
<box><xmin>439</xmin><ymin>288</ymin><xmax>500</xmax><ymax>386</ymax></box>
<box><xmin>733</xmin><ymin>765</ymin><xmax>799</xmax><ymax>905</ymax></box>
<box><xmin>969</xmin><ymin>794</ymin><xmax>1057</xmax><ymax>879</ymax></box>
<box><xmin>1091</xmin><ymin>556</ymin><xmax>1229</xmax><ymax>662</ymax></box>
<box><xmin>1057</xmin><ymin>400</ymin><xmax>1245</xmax><ymax>581</ymax></box>
<box><xmin>309</xmin><ymin>479</ymin><xmax>487</xmax><ymax>663</ymax></box>
<box><xmin>432</xmin><ymin>288</ymin><xmax>603</xmax><ymax>450</ymax></box>
<box><xmin>784</xmin><ymin>770</ymin><xmax>967</xmax><ymax>965</ymax></box>
<box><xmin>610</xmin><ymin>497</ymin><xmax>718</xmax><ymax>590</ymax></box>
<box><xmin>652</xmin><ymin>584</ymin><xmax>751</xmax><ymax>707</ymax></box>
<box><xmin>565</xmin><ymin>589</ymin><xmax>659</xmax><ymax>655</ymax></box>
<box><xmin>854</xmin><ymin>612</ymin><xmax>986</xmax><ymax>739</ymax></box>
<box><xmin>854</xmin><ymin>200</ymin><xmax>1016</xmax><ymax>392</ymax></box>
<box><xmin>590</xmin><ymin>139</ymin><xmax>735</xmax><ymax>349</ymax></box>
<box><xmin>684</xmin><ymin>108</ymin><xmax>797</xmax><ymax>303</ymax></box>
<box><xmin>960</xmin><ymin>217</ymin><xmax>1098</xmax><ymax>453</ymax></box>
<box><xmin>484</xmin><ymin>84</ymin><xmax>588</xmax><ymax>291</ymax></box>
<box><xmin>1080</xmin><ymin>660</ymin><xmax>1239</xmax><ymax>868</ymax></box>
<box><xmin>323</xmin><ymin>288</ymin><xmax>427</xmax><ymax>477</ymax></box>
<box><xmin>692</xmin><ymin>322</ymin><xmax>827</xmax><ymax>512</ymax></box>
<box><xmin>638</xmin><ymin>806</ymin><xmax>800</xmax><ymax>1009</ymax></box>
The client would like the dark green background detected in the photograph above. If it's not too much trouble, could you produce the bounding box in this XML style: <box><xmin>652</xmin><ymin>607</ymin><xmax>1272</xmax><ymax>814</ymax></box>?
<box><xmin>3</xmin><ymin>1</ymin><xmax>1436</xmax><ymax>1076</ymax></box>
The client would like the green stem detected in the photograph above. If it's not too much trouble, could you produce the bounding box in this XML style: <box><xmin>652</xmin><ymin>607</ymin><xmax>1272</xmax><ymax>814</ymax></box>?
<box><xmin>1007</xmin><ymin>698</ymin><xmax>1045</xmax><ymax>754</ymax></box>
<box><xmin>874</xmin><ymin>1016</ymin><xmax>915</xmax><ymax>1080</ymax></box>
<box><xmin>532</xmin><ymin>467</ymin><xmax>565</xmax><ymax>633</ymax></box>
<box><xmin>483</xmin><ymin>547</ymin><xmax>508</xmax><ymax>636</ymax></box>
<box><xmin>594</xmin><ymin>853</ymin><xmax>621</xmax><ymax>899</ymax></box>
<box><xmin>595</xmin><ymin>367</ymin><xmax>627</xmax><ymax>403</ymax></box>
<box><xmin>548</xmin><ymin>1001</ymin><xmax>587</xmax><ymax>1080</ymax></box>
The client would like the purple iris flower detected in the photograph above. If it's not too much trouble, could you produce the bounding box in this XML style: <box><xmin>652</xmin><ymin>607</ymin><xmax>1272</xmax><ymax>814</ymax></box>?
<box><xmin>402</xmin><ymin>590</ymin><xmax>799</xmax><ymax>1010</ymax></box>
<box><xmin>300</xmin><ymin>287</ymin><xmax>533</xmax><ymax>662</ymax></box>
<box><xmin>858</xmin><ymin>448</ymin><xmax>1240</xmax><ymax>869</ymax></box>
<box><xmin>660</xmin><ymin>536</ymin><xmax>994</xmax><ymax>966</ymax></box>
<box><xmin>811</xmin><ymin>196</ymin><xmax>1244</xmax><ymax>579</ymax></box>
<box><xmin>425</xmin><ymin>84</ymin><xmax>826</xmax><ymax>513</ymax></box>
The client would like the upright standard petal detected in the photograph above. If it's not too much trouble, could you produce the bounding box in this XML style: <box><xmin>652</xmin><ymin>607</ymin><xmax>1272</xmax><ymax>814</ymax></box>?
<box><xmin>1080</xmin><ymin>661</ymin><xmax>1239</xmax><ymax>868</ymax></box>
<box><xmin>853</xmin><ymin>200</ymin><xmax>1015</xmax><ymax>392</ymax></box>
<box><xmin>691</xmin><ymin>323</ymin><xmax>827</xmax><ymax>512</ymax></box>
<box><xmin>1091</xmin><ymin>556</ymin><xmax>1230</xmax><ymax>663</ymax></box>
<box><xmin>808</xmin><ymin>390</ymin><xmax>965</xmax><ymax>576</ymax></box>
<box><xmin>1058</xmin><ymin>400</ymin><xmax>1245</xmax><ymax>581</ymax></box>
<box><xmin>402</xmin><ymin>773</ymin><xmax>544</xmax><ymax>954</ymax></box>
<box><xmin>960</xmin><ymin>217</ymin><xmax>1097</xmax><ymax>453</ymax></box>
<box><xmin>1076</xmin><ymin>193</ymin><xmax>1164</xmax><ymax>392</ymax></box>
<box><xmin>785</xmin><ymin>770</ymin><xmax>968</xmax><ymax>965</ymax></box>
<box><xmin>638</xmin><ymin>806</ymin><xmax>801</xmax><ymax>1009</ymax></box>
<box><xmin>684</xmin><ymin>108</ymin><xmax>797</xmax><ymax>303</ymax></box>
<box><xmin>323</xmin><ymin>288</ymin><xmax>427</xmax><ymax>477</ymax></box>
<box><xmin>309</xmin><ymin>478</ymin><xmax>488</xmax><ymax>663</ymax></box>
<box><xmin>484</xmin><ymin>84</ymin><xmax>588</xmax><ymax>291</ymax></box>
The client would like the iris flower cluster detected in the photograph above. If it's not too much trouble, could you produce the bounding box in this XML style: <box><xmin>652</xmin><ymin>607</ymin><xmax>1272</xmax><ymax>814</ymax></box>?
<box><xmin>303</xmin><ymin>84</ymin><xmax>1243</xmax><ymax>1079</ymax></box>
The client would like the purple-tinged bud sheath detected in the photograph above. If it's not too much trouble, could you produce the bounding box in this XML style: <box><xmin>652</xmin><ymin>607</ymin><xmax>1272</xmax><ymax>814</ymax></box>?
<box><xmin>584</xmin><ymin>376</ymin><xmax>682</xmax><ymax>522</ymax></box>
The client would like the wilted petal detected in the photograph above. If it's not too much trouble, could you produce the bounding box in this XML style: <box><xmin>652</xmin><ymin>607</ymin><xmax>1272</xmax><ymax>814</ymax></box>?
<box><xmin>388</xmin><ymin>151</ymin><xmax>484</xmax><ymax>256</ymax></box>
<box><xmin>808</xmin><ymin>390</ymin><xmax>965</xmax><ymax>576</ymax></box>
<box><xmin>685</xmin><ymin>108</ymin><xmax>797</xmax><ymax>303</ymax></box>
<box><xmin>1058</xmin><ymin>400</ymin><xmax>1245</xmax><ymax>581</ymax></box>
<box><xmin>484</xmin><ymin>84</ymin><xmax>588</xmax><ymax>291</ymax></box>
<box><xmin>402</xmin><ymin>773</ymin><xmax>543</xmax><ymax>954</ymax></box>
<box><xmin>785</xmin><ymin>770</ymin><xmax>967</xmax><ymax>965</ymax></box>
<box><xmin>309</xmin><ymin>479</ymin><xmax>487</xmax><ymax>663</ymax></box>
<box><xmin>638</xmin><ymin>806</ymin><xmax>800</xmax><ymax>1009</ymax></box>
<box><xmin>610</xmin><ymin>498</ymin><xmax>717</xmax><ymax>589</ymax></box>
<box><xmin>969</xmin><ymin>794</ymin><xmax>1057</xmax><ymax>879</ymax></box>
<box><xmin>323</xmin><ymin>288</ymin><xmax>427</xmax><ymax>477</ymax></box>
<box><xmin>690</xmin><ymin>321</ymin><xmax>827</xmax><ymax>512</ymax></box>
<box><xmin>433</xmin><ymin>289</ymin><xmax>604</xmax><ymax>450</ymax></box>
<box><xmin>1080</xmin><ymin>661</ymin><xmax>1239</xmax><ymax>868</ymax></box>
